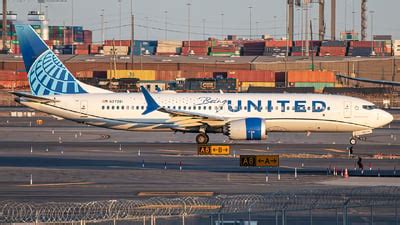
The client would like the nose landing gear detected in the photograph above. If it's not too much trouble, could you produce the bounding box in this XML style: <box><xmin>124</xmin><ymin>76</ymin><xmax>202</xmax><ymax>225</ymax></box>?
<box><xmin>349</xmin><ymin>136</ymin><xmax>367</xmax><ymax>145</ymax></box>
<box><xmin>349</xmin><ymin>137</ymin><xmax>357</xmax><ymax>145</ymax></box>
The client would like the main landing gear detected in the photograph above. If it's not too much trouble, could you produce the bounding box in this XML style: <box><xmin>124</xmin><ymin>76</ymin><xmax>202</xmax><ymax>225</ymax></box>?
<box><xmin>196</xmin><ymin>133</ymin><xmax>209</xmax><ymax>144</ymax></box>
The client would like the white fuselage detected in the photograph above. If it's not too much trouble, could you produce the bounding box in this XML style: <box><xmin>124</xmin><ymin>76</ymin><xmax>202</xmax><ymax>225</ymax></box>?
<box><xmin>20</xmin><ymin>92</ymin><xmax>393</xmax><ymax>134</ymax></box>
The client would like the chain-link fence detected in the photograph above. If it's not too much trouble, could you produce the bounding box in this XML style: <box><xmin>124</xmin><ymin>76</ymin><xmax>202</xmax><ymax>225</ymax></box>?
<box><xmin>1</xmin><ymin>187</ymin><xmax>400</xmax><ymax>224</ymax></box>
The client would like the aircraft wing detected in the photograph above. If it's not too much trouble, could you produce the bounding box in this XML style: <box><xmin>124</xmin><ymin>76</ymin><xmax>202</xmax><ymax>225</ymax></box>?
<box><xmin>337</xmin><ymin>74</ymin><xmax>400</xmax><ymax>86</ymax></box>
<box><xmin>10</xmin><ymin>92</ymin><xmax>58</xmax><ymax>103</ymax></box>
<box><xmin>140</xmin><ymin>87</ymin><xmax>226</xmax><ymax>128</ymax></box>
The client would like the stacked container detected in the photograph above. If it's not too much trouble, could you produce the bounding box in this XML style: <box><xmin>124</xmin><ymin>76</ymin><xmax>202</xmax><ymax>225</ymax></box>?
<box><xmin>181</xmin><ymin>41</ymin><xmax>209</xmax><ymax>56</ymax></box>
<box><xmin>0</xmin><ymin>71</ymin><xmax>29</xmax><ymax>89</ymax></box>
<box><xmin>184</xmin><ymin>78</ymin><xmax>236</xmax><ymax>92</ymax></box>
<box><xmin>107</xmin><ymin>70</ymin><xmax>156</xmax><ymax>80</ymax></box>
<box><xmin>83</xmin><ymin>30</ymin><xmax>93</xmax><ymax>45</ymax></box>
<box><xmin>348</xmin><ymin>41</ymin><xmax>374</xmax><ymax>57</ymax></box>
<box><xmin>291</xmin><ymin>41</ymin><xmax>320</xmax><ymax>56</ymax></box>
<box><xmin>156</xmin><ymin>40</ymin><xmax>182</xmax><ymax>55</ymax></box>
<box><xmin>133</xmin><ymin>40</ymin><xmax>157</xmax><ymax>56</ymax></box>
<box><xmin>288</xmin><ymin>71</ymin><xmax>336</xmax><ymax>92</ymax></box>
<box><xmin>242</xmin><ymin>41</ymin><xmax>265</xmax><ymax>56</ymax></box>
<box><xmin>319</xmin><ymin>41</ymin><xmax>347</xmax><ymax>56</ymax></box>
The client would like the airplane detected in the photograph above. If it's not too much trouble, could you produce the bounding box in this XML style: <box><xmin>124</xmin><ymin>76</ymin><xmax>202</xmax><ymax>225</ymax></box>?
<box><xmin>12</xmin><ymin>24</ymin><xmax>393</xmax><ymax>145</ymax></box>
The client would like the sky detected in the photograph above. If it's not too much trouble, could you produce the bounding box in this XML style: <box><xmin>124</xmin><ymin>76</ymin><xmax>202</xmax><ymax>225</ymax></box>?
<box><xmin>7</xmin><ymin>0</ymin><xmax>400</xmax><ymax>43</ymax></box>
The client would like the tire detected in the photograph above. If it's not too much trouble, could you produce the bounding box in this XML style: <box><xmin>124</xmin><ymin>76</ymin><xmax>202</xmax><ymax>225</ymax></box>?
<box><xmin>196</xmin><ymin>133</ymin><xmax>209</xmax><ymax>144</ymax></box>
<box><xmin>350</xmin><ymin>138</ymin><xmax>357</xmax><ymax>145</ymax></box>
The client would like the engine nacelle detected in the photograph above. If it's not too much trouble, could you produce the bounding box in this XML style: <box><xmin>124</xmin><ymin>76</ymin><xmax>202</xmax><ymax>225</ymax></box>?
<box><xmin>224</xmin><ymin>118</ymin><xmax>267</xmax><ymax>140</ymax></box>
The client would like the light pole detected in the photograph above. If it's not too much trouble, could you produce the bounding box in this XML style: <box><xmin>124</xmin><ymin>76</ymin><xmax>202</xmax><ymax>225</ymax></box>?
<box><xmin>202</xmin><ymin>18</ymin><xmax>206</xmax><ymax>40</ymax></box>
<box><xmin>118</xmin><ymin>0</ymin><xmax>122</xmax><ymax>43</ymax></box>
<box><xmin>249</xmin><ymin>6</ymin><xmax>253</xmax><ymax>40</ymax></box>
<box><xmin>220</xmin><ymin>12</ymin><xmax>224</xmax><ymax>40</ymax></box>
<box><xmin>255</xmin><ymin>21</ymin><xmax>259</xmax><ymax>39</ymax></box>
<box><xmin>101</xmin><ymin>9</ymin><xmax>105</xmax><ymax>45</ymax></box>
<box><xmin>145</xmin><ymin>16</ymin><xmax>149</xmax><ymax>40</ymax></box>
<box><xmin>187</xmin><ymin>3</ymin><xmax>191</xmax><ymax>51</ymax></box>
<box><xmin>45</xmin><ymin>5</ymin><xmax>48</xmax><ymax>20</ymax></box>
<box><xmin>273</xmin><ymin>15</ymin><xmax>277</xmax><ymax>39</ymax></box>
<box><xmin>71</xmin><ymin>0</ymin><xmax>74</xmax><ymax>53</ymax></box>
<box><xmin>164</xmin><ymin>10</ymin><xmax>168</xmax><ymax>40</ymax></box>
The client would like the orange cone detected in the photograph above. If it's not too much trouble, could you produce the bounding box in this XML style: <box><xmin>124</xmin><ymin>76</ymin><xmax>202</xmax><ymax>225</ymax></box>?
<box><xmin>344</xmin><ymin>168</ymin><xmax>349</xmax><ymax>178</ymax></box>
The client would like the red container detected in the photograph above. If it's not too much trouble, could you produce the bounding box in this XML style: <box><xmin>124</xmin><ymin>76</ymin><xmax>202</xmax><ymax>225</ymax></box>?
<box><xmin>0</xmin><ymin>71</ymin><xmax>27</xmax><ymax>81</ymax></box>
<box><xmin>265</xmin><ymin>40</ymin><xmax>293</xmax><ymax>47</ymax></box>
<box><xmin>349</xmin><ymin>41</ymin><xmax>374</xmax><ymax>48</ymax></box>
<box><xmin>319</xmin><ymin>46</ymin><xmax>346</xmax><ymax>56</ymax></box>
<box><xmin>155</xmin><ymin>71</ymin><xmax>181</xmax><ymax>80</ymax></box>
<box><xmin>228</xmin><ymin>70</ymin><xmax>275</xmax><ymax>82</ymax></box>
<box><xmin>83</xmin><ymin>30</ymin><xmax>93</xmax><ymax>44</ymax></box>
<box><xmin>210</xmin><ymin>46</ymin><xmax>236</xmax><ymax>53</ymax></box>
<box><xmin>0</xmin><ymin>80</ymin><xmax>30</xmax><ymax>88</ymax></box>
<box><xmin>75</xmin><ymin>49</ymin><xmax>89</xmax><ymax>55</ymax></box>
<box><xmin>288</xmin><ymin>71</ymin><xmax>336</xmax><ymax>83</ymax></box>
<box><xmin>182</xmin><ymin>40</ymin><xmax>209</xmax><ymax>47</ymax></box>
<box><xmin>181</xmin><ymin>46</ymin><xmax>209</xmax><ymax>55</ymax></box>
<box><xmin>75</xmin><ymin>71</ymin><xmax>93</xmax><ymax>78</ymax></box>
<box><xmin>104</xmin><ymin>40</ymin><xmax>131</xmax><ymax>46</ymax></box>
<box><xmin>89</xmin><ymin>44</ymin><xmax>101</xmax><ymax>54</ymax></box>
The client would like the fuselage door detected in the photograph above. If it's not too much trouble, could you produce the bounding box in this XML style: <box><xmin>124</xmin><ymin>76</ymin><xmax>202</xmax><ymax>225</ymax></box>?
<box><xmin>344</xmin><ymin>101</ymin><xmax>352</xmax><ymax>118</ymax></box>
<box><xmin>80</xmin><ymin>100</ymin><xmax>88</xmax><ymax>114</ymax></box>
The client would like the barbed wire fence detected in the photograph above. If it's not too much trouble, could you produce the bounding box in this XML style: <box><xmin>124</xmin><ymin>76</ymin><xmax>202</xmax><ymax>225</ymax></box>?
<box><xmin>1</xmin><ymin>187</ymin><xmax>400</xmax><ymax>224</ymax></box>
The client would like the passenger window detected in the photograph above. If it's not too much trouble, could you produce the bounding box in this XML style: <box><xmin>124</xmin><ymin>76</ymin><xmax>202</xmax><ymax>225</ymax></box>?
<box><xmin>178</xmin><ymin>106</ymin><xmax>181</xmax><ymax>110</ymax></box>
<box><xmin>136</xmin><ymin>106</ymin><xmax>139</xmax><ymax>110</ymax></box>
<box><xmin>209</xmin><ymin>106</ymin><xmax>212</xmax><ymax>110</ymax></box>
<box><xmin>141</xmin><ymin>106</ymin><xmax>144</xmax><ymax>110</ymax></box>
<box><xmin>327</xmin><ymin>107</ymin><xmax>331</xmax><ymax>111</ymax></box>
<box><xmin>203</xmin><ymin>106</ymin><xmax>207</xmax><ymax>110</ymax></box>
<box><xmin>121</xmin><ymin>106</ymin><xmax>124</xmax><ymax>110</ymax></box>
<box><xmin>107</xmin><ymin>106</ymin><xmax>110</xmax><ymax>110</ymax></box>
<box><xmin>116</xmin><ymin>106</ymin><xmax>119</xmax><ymax>110</ymax></box>
<box><xmin>112</xmin><ymin>106</ymin><xmax>115</xmax><ymax>110</ymax></box>
<box><xmin>102</xmin><ymin>106</ymin><xmax>105</xmax><ymax>110</ymax></box>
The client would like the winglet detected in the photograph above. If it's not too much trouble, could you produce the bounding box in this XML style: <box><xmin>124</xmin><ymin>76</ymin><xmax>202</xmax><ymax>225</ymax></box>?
<box><xmin>141</xmin><ymin>86</ymin><xmax>160</xmax><ymax>115</ymax></box>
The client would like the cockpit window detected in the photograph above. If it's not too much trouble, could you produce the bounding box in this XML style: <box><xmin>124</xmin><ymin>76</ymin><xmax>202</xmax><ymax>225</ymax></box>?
<box><xmin>362</xmin><ymin>105</ymin><xmax>378</xmax><ymax>110</ymax></box>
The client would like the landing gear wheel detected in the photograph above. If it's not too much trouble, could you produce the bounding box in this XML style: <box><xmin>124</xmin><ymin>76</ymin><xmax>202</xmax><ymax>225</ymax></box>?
<box><xmin>350</xmin><ymin>137</ymin><xmax>357</xmax><ymax>146</ymax></box>
<box><xmin>196</xmin><ymin>133</ymin><xmax>209</xmax><ymax>144</ymax></box>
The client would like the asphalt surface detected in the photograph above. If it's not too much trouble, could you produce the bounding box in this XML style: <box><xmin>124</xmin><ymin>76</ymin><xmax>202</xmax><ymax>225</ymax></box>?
<box><xmin>0</xmin><ymin>115</ymin><xmax>399</xmax><ymax>203</ymax></box>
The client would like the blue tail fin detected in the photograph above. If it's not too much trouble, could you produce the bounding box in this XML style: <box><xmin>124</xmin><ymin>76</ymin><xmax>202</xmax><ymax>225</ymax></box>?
<box><xmin>15</xmin><ymin>24</ymin><xmax>87</xmax><ymax>96</ymax></box>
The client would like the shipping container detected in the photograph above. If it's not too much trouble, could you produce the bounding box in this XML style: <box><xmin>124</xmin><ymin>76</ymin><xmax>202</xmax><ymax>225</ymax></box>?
<box><xmin>83</xmin><ymin>30</ymin><xmax>93</xmax><ymax>44</ymax></box>
<box><xmin>182</xmin><ymin>40</ymin><xmax>209</xmax><ymax>47</ymax></box>
<box><xmin>228</xmin><ymin>70</ymin><xmax>275</xmax><ymax>82</ymax></box>
<box><xmin>103</xmin><ymin>46</ymin><xmax>129</xmax><ymax>55</ymax></box>
<box><xmin>292</xmin><ymin>82</ymin><xmax>335</xmax><ymax>91</ymax></box>
<box><xmin>107</xmin><ymin>70</ymin><xmax>156</xmax><ymax>80</ymax></box>
<box><xmin>155</xmin><ymin>71</ymin><xmax>182</xmax><ymax>81</ymax></box>
<box><xmin>104</xmin><ymin>40</ymin><xmax>131</xmax><ymax>46</ymax></box>
<box><xmin>287</xmin><ymin>71</ymin><xmax>336</xmax><ymax>83</ymax></box>
<box><xmin>321</xmin><ymin>41</ymin><xmax>347</xmax><ymax>47</ymax></box>
<box><xmin>75</xmin><ymin>71</ymin><xmax>93</xmax><ymax>78</ymax></box>
<box><xmin>265</xmin><ymin>40</ymin><xmax>293</xmax><ymax>48</ymax></box>
<box><xmin>181</xmin><ymin>46</ymin><xmax>209</xmax><ymax>56</ymax></box>
<box><xmin>319</xmin><ymin>46</ymin><xmax>346</xmax><ymax>56</ymax></box>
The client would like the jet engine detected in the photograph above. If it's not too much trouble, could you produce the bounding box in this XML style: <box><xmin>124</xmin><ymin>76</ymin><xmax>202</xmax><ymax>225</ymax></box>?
<box><xmin>224</xmin><ymin>118</ymin><xmax>267</xmax><ymax>140</ymax></box>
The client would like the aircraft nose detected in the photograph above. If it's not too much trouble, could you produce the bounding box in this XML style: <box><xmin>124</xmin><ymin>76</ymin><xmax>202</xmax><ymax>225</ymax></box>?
<box><xmin>380</xmin><ymin>110</ymin><xmax>394</xmax><ymax>127</ymax></box>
